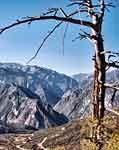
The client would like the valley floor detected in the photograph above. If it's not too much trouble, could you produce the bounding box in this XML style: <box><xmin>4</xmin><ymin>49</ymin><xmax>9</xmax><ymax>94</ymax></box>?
<box><xmin>0</xmin><ymin>116</ymin><xmax>119</xmax><ymax>150</ymax></box>
<box><xmin>0</xmin><ymin>121</ymin><xmax>80</xmax><ymax>150</ymax></box>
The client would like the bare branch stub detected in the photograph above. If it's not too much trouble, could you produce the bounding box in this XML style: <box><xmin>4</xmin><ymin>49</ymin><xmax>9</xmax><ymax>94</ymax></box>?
<box><xmin>101</xmin><ymin>82</ymin><xmax>119</xmax><ymax>91</ymax></box>
<box><xmin>107</xmin><ymin>62</ymin><xmax>119</xmax><ymax>69</ymax></box>
<box><xmin>104</xmin><ymin>50</ymin><xmax>119</xmax><ymax>69</ymax></box>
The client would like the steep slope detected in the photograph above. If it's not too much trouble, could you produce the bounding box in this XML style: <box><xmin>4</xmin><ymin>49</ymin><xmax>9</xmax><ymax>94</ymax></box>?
<box><xmin>0</xmin><ymin>63</ymin><xmax>78</xmax><ymax>105</ymax></box>
<box><xmin>55</xmin><ymin>69</ymin><xmax>119</xmax><ymax>120</ymax></box>
<box><xmin>0</xmin><ymin>82</ymin><xmax>68</xmax><ymax>131</ymax></box>
<box><xmin>54</xmin><ymin>88</ymin><xmax>91</xmax><ymax>120</ymax></box>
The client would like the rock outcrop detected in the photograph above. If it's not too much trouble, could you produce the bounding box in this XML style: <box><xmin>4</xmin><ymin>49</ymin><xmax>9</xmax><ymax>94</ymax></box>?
<box><xmin>0</xmin><ymin>82</ymin><xmax>68</xmax><ymax>131</ymax></box>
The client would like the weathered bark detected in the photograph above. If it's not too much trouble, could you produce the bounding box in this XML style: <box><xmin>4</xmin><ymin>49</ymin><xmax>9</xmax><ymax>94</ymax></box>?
<box><xmin>92</xmin><ymin>31</ymin><xmax>106</xmax><ymax>120</ymax></box>
<box><xmin>91</xmin><ymin>30</ymin><xmax>106</xmax><ymax>142</ymax></box>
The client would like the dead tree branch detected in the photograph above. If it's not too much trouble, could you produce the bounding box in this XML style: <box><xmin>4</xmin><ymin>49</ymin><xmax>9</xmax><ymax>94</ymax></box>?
<box><xmin>0</xmin><ymin>15</ymin><xmax>93</xmax><ymax>35</ymax></box>
<box><xmin>110</xmin><ymin>89</ymin><xmax>117</xmax><ymax>107</ymax></box>
<box><xmin>27</xmin><ymin>21</ymin><xmax>63</xmax><ymax>63</ymax></box>
<box><xmin>106</xmin><ymin>62</ymin><xmax>119</xmax><ymax>69</ymax></box>
<box><xmin>26</xmin><ymin>10</ymin><xmax>87</xmax><ymax>63</ymax></box>
<box><xmin>103</xmin><ymin>83</ymin><xmax>119</xmax><ymax>91</ymax></box>
<box><xmin>106</xmin><ymin>107</ymin><xmax>119</xmax><ymax>116</ymax></box>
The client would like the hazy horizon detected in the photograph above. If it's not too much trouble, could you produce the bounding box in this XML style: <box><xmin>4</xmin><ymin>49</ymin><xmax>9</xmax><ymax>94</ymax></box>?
<box><xmin>0</xmin><ymin>61</ymin><xmax>93</xmax><ymax>76</ymax></box>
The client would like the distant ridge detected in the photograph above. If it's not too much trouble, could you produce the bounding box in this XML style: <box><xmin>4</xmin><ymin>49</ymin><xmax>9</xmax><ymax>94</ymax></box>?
<box><xmin>0</xmin><ymin>62</ymin><xmax>78</xmax><ymax>105</ymax></box>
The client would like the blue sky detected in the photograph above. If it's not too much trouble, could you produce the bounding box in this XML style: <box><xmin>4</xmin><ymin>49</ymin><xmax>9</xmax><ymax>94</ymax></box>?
<box><xmin>0</xmin><ymin>0</ymin><xmax>119</xmax><ymax>75</ymax></box>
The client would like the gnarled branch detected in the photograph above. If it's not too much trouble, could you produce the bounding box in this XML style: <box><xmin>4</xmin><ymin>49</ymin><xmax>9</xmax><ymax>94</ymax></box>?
<box><xmin>0</xmin><ymin>15</ymin><xmax>93</xmax><ymax>34</ymax></box>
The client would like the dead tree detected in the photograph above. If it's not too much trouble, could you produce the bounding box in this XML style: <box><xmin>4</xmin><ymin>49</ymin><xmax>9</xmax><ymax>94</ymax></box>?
<box><xmin>0</xmin><ymin>0</ymin><xmax>118</xmax><ymax>126</ymax></box>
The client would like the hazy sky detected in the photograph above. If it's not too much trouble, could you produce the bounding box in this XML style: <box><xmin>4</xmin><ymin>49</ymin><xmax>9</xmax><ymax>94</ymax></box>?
<box><xmin>0</xmin><ymin>0</ymin><xmax>119</xmax><ymax>75</ymax></box>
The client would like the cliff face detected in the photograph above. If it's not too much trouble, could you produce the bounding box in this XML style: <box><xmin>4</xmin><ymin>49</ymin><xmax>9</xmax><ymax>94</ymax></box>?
<box><xmin>54</xmin><ymin>88</ymin><xmax>91</xmax><ymax>120</ymax></box>
<box><xmin>54</xmin><ymin>70</ymin><xmax>119</xmax><ymax>120</ymax></box>
<box><xmin>0</xmin><ymin>82</ymin><xmax>68</xmax><ymax>131</ymax></box>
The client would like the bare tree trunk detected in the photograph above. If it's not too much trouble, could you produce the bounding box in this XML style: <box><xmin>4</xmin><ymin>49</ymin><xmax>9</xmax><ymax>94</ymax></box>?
<box><xmin>92</xmin><ymin>28</ymin><xmax>106</xmax><ymax>120</ymax></box>
<box><xmin>96</xmin><ymin>38</ymin><xmax>106</xmax><ymax>119</ymax></box>
<box><xmin>91</xmin><ymin>30</ymin><xmax>106</xmax><ymax>141</ymax></box>
<box><xmin>91</xmin><ymin>28</ymin><xmax>106</xmax><ymax>140</ymax></box>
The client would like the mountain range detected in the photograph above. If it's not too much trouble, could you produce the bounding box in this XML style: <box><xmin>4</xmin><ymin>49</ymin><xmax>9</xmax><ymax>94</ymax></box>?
<box><xmin>0</xmin><ymin>63</ymin><xmax>119</xmax><ymax>132</ymax></box>
<box><xmin>0</xmin><ymin>63</ymin><xmax>77</xmax><ymax>132</ymax></box>
<box><xmin>0</xmin><ymin>63</ymin><xmax>78</xmax><ymax>105</ymax></box>
<box><xmin>54</xmin><ymin>70</ymin><xmax>119</xmax><ymax>120</ymax></box>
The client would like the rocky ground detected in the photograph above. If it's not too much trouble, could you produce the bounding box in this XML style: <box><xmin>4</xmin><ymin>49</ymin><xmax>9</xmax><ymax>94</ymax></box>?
<box><xmin>0</xmin><ymin>121</ymin><xmax>80</xmax><ymax>150</ymax></box>
<box><xmin>0</xmin><ymin>114</ymin><xmax>119</xmax><ymax>150</ymax></box>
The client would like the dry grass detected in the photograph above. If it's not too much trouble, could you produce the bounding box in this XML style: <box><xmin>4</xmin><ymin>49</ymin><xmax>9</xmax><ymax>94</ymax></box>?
<box><xmin>48</xmin><ymin>146</ymin><xmax>65</xmax><ymax>150</ymax></box>
<box><xmin>0</xmin><ymin>115</ymin><xmax>119</xmax><ymax>150</ymax></box>
<box><xmin>102</xmin><ymin>130</ymin><xmax>119</xmax><ymax>150</ymax></box>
